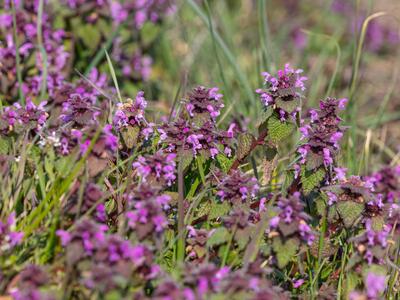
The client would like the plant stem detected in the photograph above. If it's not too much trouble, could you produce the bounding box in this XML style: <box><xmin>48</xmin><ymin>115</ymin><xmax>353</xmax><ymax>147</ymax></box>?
<box><xmin>221</xmin><ymin>225</ymin><xmax>236</xmax><ymax>267</ymax></box>
<box><xmin>337</xmin><ymin>242</ymin><xmax>348</xmax><ymax>300</ymax></box>
<box><xmin>37</xmin><ymin>0</ymin><xmax>48</xmax><ymax>101</ymax></box>
<box><xmin>229</xmin><ymin>130</ymin><xmax>268</xmax><ymax>173</ymax></box>
<box><xmin>177</xmin><ymin>159</ymin><xmax>185</xmax><ymax>262</ymax></box>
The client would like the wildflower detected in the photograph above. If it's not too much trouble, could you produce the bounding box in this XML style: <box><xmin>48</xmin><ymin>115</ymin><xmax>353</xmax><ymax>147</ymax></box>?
<box><xmin>293</xmin><ymin>278</ymin><xmax>305</xmax><ymax>288</ymax></box>
<box><xmin>133</xmin><ymin>151</ymin><xmax>176</xmax><ymax>186</ymax></box>
<box><xmin>256</xmin><ymin>64</ymin><xmax>307</xmax><ymax>121</ymax></box>
<box><xmin>10</xmin><ymin>265</ymin><xmax>54</xmax><ymax>300</ymax></box>
<box><xmin>0</xmin><ymin>213</ymin><xmax>24</xmax><ymax>253</ymax></box>
<box><xmin>186</xmin><ymin>226</ymin><xmax>215</xmax><ymax>263</ymax></box>
<box><xmin>365</xmin><ymin>272</ymin><xmax>386</xmax><ymax>298</ymax></box>
<box><xmin>353</xmin><ymin>220</ymin><xmax>391</xmax><ymax>264</ymax></box>
<box><xmin>124</xmin><ymin>184</ymin><xmax>171</xmax><ymax>241</ymax></box>
<box><xmin>0</xmin><ymin>100</ymin><xmax>48</xmax><ymax>134</ymax></box>
<box><xmin>58</xmin><ymin>218</ymin><xmax>159</xmax><ymax>293</ymax></box>
<box><xmin>159</xmin><ymin>118</ymin><xmax>233</xmax><ymax>159</ymax></box>
<box><xmin>62</xmin><ymin>181</ymin><xmax>105</xmax><ymax>220</ymax></box>
<box><xmin>271</xmin><ymin>192</ymin><xmax>314</xmax><ymax>245</ymax></box>
<box><xmin>296</xmin><ymin>97</ymin><xmax>346</xmax><ymax>171</ymax></box>
<box><xmin>184</xmin><ymin>86</ymin><xmax>224</xmax><ymax>121</ymax></box>
<box><xmin>216</xmin><ymin>170</ymin><xmax>259</xmax><ymax>205</ymax></box>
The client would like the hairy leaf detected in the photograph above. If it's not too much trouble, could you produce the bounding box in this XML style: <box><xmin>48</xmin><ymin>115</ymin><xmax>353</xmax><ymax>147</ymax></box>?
<box><xmin>301</xmin><ymin>166</ymin><xmax>326</xmax><ymax>194</ymax></box>
<box><xmin>237</xmin><ymin>133</ymin><xmax>255</xmax><ymax>160</ymax></box>
<box><xmin>215</xmin><ymin>154</ymin><xmax>233</xmax><ymax>173</ymax></box>
<box><xmin>272</xmin><ymin>237</ymin><xmax>299</xmax><ymax>268</ymax></box>
<box><xmin>0</xmin><ymin>137</ymin><xmax>10</xmax><ymax>154</ymax></box>
<box><xmin>275</xmin><ymin>98</ymin><xmax>300</xmax><ymax>113</ymax></box>
<box><xmin>207</xmin><ymin>227</ymin><xmax>230</xmax><ymax>247</ymax></box>
<box><xmin>121</xmin><ymin>126</ymin><xmax>140</xmax><ymax>149</ymax></box>
<box><xmin>209</xmin><ymin>201</ymin><xmax>231</xmax><ymax>220</ymax></box>
<box><xmin>267</xmin><ymin>114</ymin><xmax>295</xmax><ymax>143</ymax></box>
<box><xmin>336</xmin><ymin>201</ymin><xmax>364</xmax><ymax>228</ymax></box>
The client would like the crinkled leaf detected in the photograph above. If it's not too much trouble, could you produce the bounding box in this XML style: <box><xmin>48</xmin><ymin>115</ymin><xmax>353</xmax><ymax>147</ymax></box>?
<box><xmin>192</xmin><ymin>113</ymin><xmax>209</xmax><ymax>127</ymax></box>
<box><xmin>235</xmin><ymin>227</ymin><xmax>253</xmax><ymax>250</ymax></box>
<box><xmin>301</xmin><ymin>166</ymin><xmax>326</xmax><ymax>194</ymax></box>
<box><xmin>237</xmin><ymin>133</ymin><xmax>255</xmax><ymax>161</ymax></box>
<box><xmin>207</xmin><ymin>227</ymin><xmax>230</xmax><ymax>247</ymax></box>
<box><xmin>215</xmin><ymin>154</ymin><xmax>233</xmax><ymax>173</ymax></box>
<box><xmin>272</xmin><ymin>237</ymin><xmax>299</xmax><ymax>268</ymax></box>
<box><xmin>0</xmin><ymin>137</ymin><xmax>10</xmax><ymax>154</ymax></box>
<box><xmin>371</xmin><ymin>215</ymin><xmax>385</xmax><ymax>231</ymax></box>
<box><xmin>345</xmin><ymin>272</ymin><xmax>361</xmax><ymax>297</ymax></box>
<box><xmin>275</xmin><ymin>98</ymin><xmax>300</xmax><ymax>113</ymax></box>
<box><xmin>196</xmin><ymin>201</ymin><xmax>211</xmax><ymax>219</ymax></box>
<box><xmin>179</xmin><ymin>150</ymin><xmax>193</xmax><ymax>171</ymax></box>
<box><xmin>315</xmin><ymin>196</ymin><xmax>328</xmax><ymax>216</ymax></box>
<box><xmin>310</xmin><ymin>236</ymin><xmax>336</xmax><ymax>258</ymax></box>
<box><xmin>306</xmin><ymin>151</ymin><xmax>324</xmax><ymax>170</ymax></box>
<box><xmin>209</xmin><ymin>201</ymin><xmax>231</xmax><ymax>219</ymax></box>
<box><xmin>327</xmin><ymin>206</ymin><xmax>338</xmax><ymax>222</ymax></box>
<box><xmin>193</xmin><ymin>245</ymin><xmax>207</xmax><ymax>258</ymax></box>
<box><xmin>267</xmin><ymin>114</ymin><xmax>295</xmax><ymax>143</ymax></box>
<box><xmin>121</xmin><ymin>126</ymin><xmax>140</xmax><ymax>149</ymax></box>
<box><xmin>336</xmin><ymin>201</ymin><xmax>364</xmax><ymax>228</ymax></box>
<box><xmin>77</xmin><ymin>24</ymin><xmax>101</xmax><ymax>50</ymax></box>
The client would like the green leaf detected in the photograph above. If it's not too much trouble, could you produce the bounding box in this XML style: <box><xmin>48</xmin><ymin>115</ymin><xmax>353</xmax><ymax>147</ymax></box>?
<box><xmin>345</xmin><ymin>272</ymin><xmax>361</xmax><ymax>297</ymax></box>
<box><xmin>237</xmin><ymin>133</ymin><xmax>255</xmax><ymax>160</ymax></box>
<box><xmin>207</xmin><ymin>227</ymin><xmax>230</xmax><ymax>247</ymax></box>
<box><xmin>305</xmin><ymin>151</ymin><xmax>324</xmax><ymax>170</ymax></box>
<box><xmin>235</xmin><ymin>227</ymin><xmax>253</xmax><ymax>250</ymax></box>
<box><xmin>209</xmin><ymin>201</ymin><xmax>231</xmax><ymax>219</ymax></box>
<box><xmin>196</xmin><ymin>156</ymin><xmax>206</xmax><ymax>185</ymax></box>
<box><xmin>77</xmin><ymin>24</ymin><xmax>101</xmax><ymax>50</ymax></box>
<box><xmin>272</xmin><ymin>237</ymin><xmax>299</xmax><ymax>268</ymax></box>
<box><xmin>257</xmin><ymin>111</ymin><xmax>273</xmax><ymax>137</ymax></box>
<box><xmin>192</xmin><ymin>113</ymin><xmax>209</xmax><ymax>127</ymax></box>
<box><xmin>267</xmin><ymin>114</ymin><xmax>295</xmax><ymax>143</ymax></box>
<box><xmin>301</xmin><ymin>166</ymin><xmax>326</xmax><ymax>194</ymax></box>
<box><xmin>315</xmin><ymin>196</ymin><xmax>327</xmax><ymax>216</ymax></box>
<box><xmin>215</xmin><ymin>154</ymin><xmax>233</xmax><ymax>173</ymax></box>
<box><xmin>275</xmin><ymin>98</ymin><xmax>300</xmax><ymax>113</ymax></box>
<box><xmin>0</xmin><ymin>137</ymin><xmax>10</xmax><ymax>154</ymax></box>
<box><xmin>179</xmin><ymin>150</ymin><xmax>193</xmax><ymax>171</ymax></box>
<box><xmin>196</xmin><ymin>201</ymin><xmax>211</xmax><ymax>219</ymax></box>
<box><xmin>336</xmin><ymin>201</ymin><xmax>364</xmax><ymax>228</ymax></box>
<box><xmin>371</xmin><ymin>215</ymin><xmax>385</xmax><ymax>231</ymax></box>
<box><xmin>121</xmin><ymin>126</ymin><xmax>140</xmax><ymax>149</ymax></box>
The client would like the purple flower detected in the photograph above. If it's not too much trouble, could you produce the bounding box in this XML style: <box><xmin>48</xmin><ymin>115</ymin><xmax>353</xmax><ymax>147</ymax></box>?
<box><xmin>269</xmin><ymin>216</ymin><xmax>280</xmax><ymax>228</ymax></box>
<box><xmin>103</xmin><ymin>125</ymin><xmax>118</xmax><ymax>152</ymax></box>
<box><xmin>293</xmin><ymin>278</ymin><xmax>305</xmax><ymax>288</ymax></box>
<box><xmin>159</xmin><ymin>118</ymin><xmax>234</xmax><ymax>159</ymax></box>
<box><xmin>323</xmin><ymin>148</ymin><xmax>333</xmax><ymax>167</ymax></box>
<box><xmin>216</xmin><ymin>170</ymin><xmax>259</xmax><ymax>205</ymax></box>
<box><xmin>113</xmin><ymin>91</ymin><xmax>148</xmax><ymax>131</ymax></box>
<box><xmin>133</xmin><ymin>151</ymin><xmax>176</xmax><ymax>186</ymax></box>
<box><xmin>365</xmin><ymin>272</ymin><xmax>386</xmax><ymax>298</ymax></box>
<box><xmin>56</xmin><ymin>230</ymin><xmax>72</xmax><ymax>246</ymax></box>
<box><xmin>296</xmin><ymin>97</ymin><xmax>346</xmax><ymax>171</ymax></box>
<box><xmin>185</xmin><ymin>86</ymin><xmax>224</xmax><ymax>121</ymax></box>
<box><xmin>256</xmin><ymin>64</ymin><xmax>307</xmax><ymax>121</ymax></box>
<box><xmin>326</xmin><ymin>191</ymin><xmax>338</xmax><ymax>205</ymax></box>
<box><xmin>60</xmin><ymin>94</ymin><xmax>100</xmax><ymax>126</ymax></box>
<box><xmin>0</xmin><ymin>213</ymin><xmax>24</xmax><ymax>251</ymax></box>
<box><xmin>272</xmin><ymin>192</ymin><xmax>314</xmax><ymax>244</ymax></box>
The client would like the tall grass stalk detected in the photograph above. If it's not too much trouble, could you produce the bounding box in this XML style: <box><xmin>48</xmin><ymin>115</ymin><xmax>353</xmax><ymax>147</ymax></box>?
<box><xmin>37</xmin><ymin>0</ymin><xmax>48</xmax><ymax>101</ymax></box>
<box><xmin>187</xmin><ymin>0</ymin><xmax>256</xmax><ymax>113</ymax></box>
<box><xmin>11</xmin><ymin>0</ymin><xmax>25</xmax><ymax>104</ymax></box>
